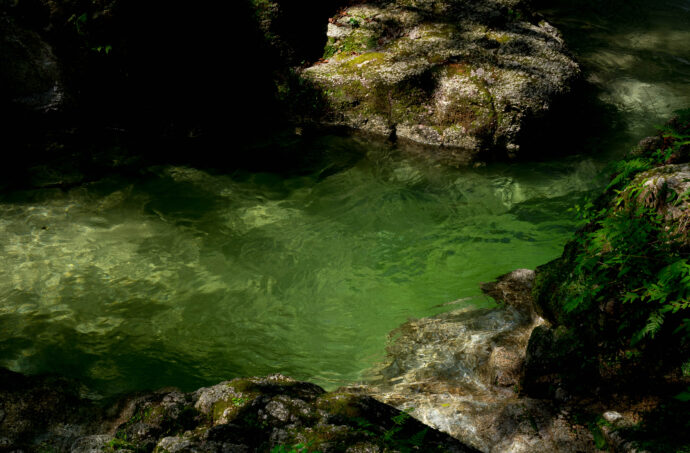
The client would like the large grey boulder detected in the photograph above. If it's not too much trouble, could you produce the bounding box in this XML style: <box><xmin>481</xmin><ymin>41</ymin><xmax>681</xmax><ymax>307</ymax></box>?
<box><xmin>302</xmin><ymin>0</ymin><xmax>579</xmax><ymax>161</ymax></box>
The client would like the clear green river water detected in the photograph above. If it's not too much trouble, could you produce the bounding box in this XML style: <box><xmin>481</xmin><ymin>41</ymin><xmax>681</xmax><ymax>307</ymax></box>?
<box><xmin>1</xmin><ymin>0</ymin><xmax>689</xmax><ymax>396</ymax></box>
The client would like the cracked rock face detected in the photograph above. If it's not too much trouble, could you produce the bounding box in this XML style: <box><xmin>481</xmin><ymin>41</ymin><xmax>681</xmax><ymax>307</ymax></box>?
<box><xmin>302</xmin><ymin>0</ymin><xmax>579</xmax><ymax>161</ymax></box>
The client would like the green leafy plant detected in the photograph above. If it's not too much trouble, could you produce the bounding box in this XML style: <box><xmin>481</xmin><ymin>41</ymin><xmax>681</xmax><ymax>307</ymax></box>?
<box><xmin>232</xmin><ymin>397</ymin><xmax>249</xmax><ymax>406</ymax></box>
<box><xmin>569</xmin><ymin>178</ymin><xmax>689</xmax><ymax>345</ymax></box>
<box><xmin>535</xmin><ymin>108</ymin><xmax>690</xmax><ymax>379</ymax></box>
<box><xmin>67</xmin><ymin>10</ymin><xmax>114</xmax><ymax>56</ymax></box>
<box><xmin>506</xmin><ymin>8</ymin><xmax>523</xmax><ymax>20</ymax></box>
<box><xmin>104</xmin><ymin>435</ymin><xmax>139</xmax><ymax>452</ymax></box>
<box><xmin>92</xmin><ymin>44</ymin><xmax>113</xmax><ymax>54</ymax></box>
<box><xmin>348</xmin><ymin>17</ymin><xmax>360</xmax><ymax>27</ymax></box>
<box><xmin>67</xmin><ymin>12</ymin><xmax>88</xmax><ymax>35</ymax></box>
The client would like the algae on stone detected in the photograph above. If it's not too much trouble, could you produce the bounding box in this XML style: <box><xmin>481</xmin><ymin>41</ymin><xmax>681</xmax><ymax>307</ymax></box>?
<box><xmin>0</xmin><ymin>370</ymin><xmax>480</xmax><ymax>452</ymax></box>
<box><xmin>302</xmin><ymin>0</ymin><xmax>579</xmax><ymax>160</ymax></box>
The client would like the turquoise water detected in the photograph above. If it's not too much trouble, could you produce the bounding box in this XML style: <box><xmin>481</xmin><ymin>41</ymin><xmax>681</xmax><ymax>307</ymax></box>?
<box><xmin>0</xmin><ymin>140</ymin><xmax>598</xmax><ymax>395</ymax></box>
<box><xmin>1</xmin><ymin>0</ymin><xmax>689</xmax><ymax>396</ymax></box>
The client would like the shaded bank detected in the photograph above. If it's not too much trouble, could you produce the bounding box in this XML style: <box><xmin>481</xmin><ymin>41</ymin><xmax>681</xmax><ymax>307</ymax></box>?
<box><xmin>0</xmin><ymin>0</ymin><xmax>345</xmax><ymax>189</ymax></box>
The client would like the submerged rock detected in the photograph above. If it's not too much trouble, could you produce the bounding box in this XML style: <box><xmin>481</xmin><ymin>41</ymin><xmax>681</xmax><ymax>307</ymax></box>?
<box><xmin>302</xmin><ymin>0</ymin><xmax>579</xmax><ymax>161</ymax></box>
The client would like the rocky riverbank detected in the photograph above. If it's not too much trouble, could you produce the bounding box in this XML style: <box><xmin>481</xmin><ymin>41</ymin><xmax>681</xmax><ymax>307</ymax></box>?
<box><xmin>2</xmin><ymin>1</ymin><xmax>688</xmax><ymax>452</ymax></box>
<box><xmin>358</xmin><ymin>269</ymin><xmax>601</xmax><ymax>452</ymax></box>
<box><xmin>357</xmin><ymin>117</ymin><xmax>690</xmax><ymax>453</ymax></box>
<box><xmin>0</xmin><ymin>369</ymin><xmax>480</xmax><ymax>452</ymax></box>
<box><xmin>0</xmin><ymin>269</ymin><xmax>587</xmax><ymax>453</ymax></box>
<box><xmin>3</xmin><ymin>123</ymin><xmax>689</xmax><ymax>452</ymax></box>
<box><xmin>356</xmin><ymin>270</ymin><xmax>652</xmax><ymax>453</ymax></box>
<box><xmin>0</xmin><ymin>270</ymin><xmax>660</xmax><ymax>453</ymax></box>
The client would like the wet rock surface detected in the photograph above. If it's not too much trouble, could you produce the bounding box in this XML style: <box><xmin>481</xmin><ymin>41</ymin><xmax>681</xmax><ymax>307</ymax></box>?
<box><xmin>480</xmin><ymin>268</ymin><xmax>536</xmax><ymax>316</ymax></box>
<box><xmin>0</xmin><ymin>372</ymin><xmax>478</xmax><ymax>452</ymax></box>
<box><xmin>302</xmin><ymin>0</ymin><xmax>579</xmax><ymax>161</ymax></box>
<box><xmin>361</xmin><ymin>270</ymin><xmax>602</xmax><ymax>452</ymax></box>
<box><xmin>360</xmin><ymin>267</ymin><xmax>684</xmax><ymax>452</ymax></box>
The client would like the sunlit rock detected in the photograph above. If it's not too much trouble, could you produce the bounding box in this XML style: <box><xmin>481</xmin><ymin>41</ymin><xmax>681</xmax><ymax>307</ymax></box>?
<box><xmin>302</xmin><ymin>0</ymin><xmax>579</xmax><ymax>159</ymax></box>
<box><xmin>362</xmin><ymin>270</ymin><xmax>597</xmax><ymax>452</ymax></box>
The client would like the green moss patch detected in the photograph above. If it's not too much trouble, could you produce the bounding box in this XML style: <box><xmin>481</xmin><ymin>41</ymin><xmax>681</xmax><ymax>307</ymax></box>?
<box><xmin>212</xmin><ymin>393</ymin><xmax>258</xmax><ymax>423</ymax></box>
<box><xmin>323</xmin><ymin>30</ymin><xmax>380</xmax><ymax>60</ymax></box>
<box><xmin>487</xmin><ymin>30</ymin><xmax>512</xmax><ymax>44</ymax></box>
<box><xmin>316</xmin><ymin>392</ymin><xmax>362</xmax><ymax>418</ymax></box>
<box><xmin>338</xmin><ymin>52</ymin><xmax>386</xmax><ymax>75</ymax></box>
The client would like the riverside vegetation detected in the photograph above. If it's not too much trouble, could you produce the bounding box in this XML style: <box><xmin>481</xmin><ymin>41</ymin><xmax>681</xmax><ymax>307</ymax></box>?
<box><xmin>524</xmin><ymin>112</ymin><xmax>690</xmax><ymax>452</ymax></box>
<box><xmin>359</xmin><ymin>115</ymin><xmax>690</xmax><ymax>452</ymax></box>
<box><xmin>529</xmin><ymin>110</ymin><xmax>690</xmax><ymax>391</ymax></box>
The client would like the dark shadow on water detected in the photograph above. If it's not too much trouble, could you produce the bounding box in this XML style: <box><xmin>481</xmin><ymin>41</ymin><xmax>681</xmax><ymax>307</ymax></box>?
<box><xmin>0</xmin><ymin>309</ymin><xmax>255</xmax><ymax>396</ymax></box>
<box><xmin>511</xmin><ymin>78</ymin><xmax>623</xmax><ymax>162</ymax></box>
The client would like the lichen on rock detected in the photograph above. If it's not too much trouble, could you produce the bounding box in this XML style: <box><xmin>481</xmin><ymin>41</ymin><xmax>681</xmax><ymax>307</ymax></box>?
<box><xmin>0</xmin><ymin>371</ymin><xmax>479</xmax><ymax>452</ymax></box>
<box><xmin>301</xmin><ymin>0</ymin><xmax>579</xmax><ymax>161</ymax></box>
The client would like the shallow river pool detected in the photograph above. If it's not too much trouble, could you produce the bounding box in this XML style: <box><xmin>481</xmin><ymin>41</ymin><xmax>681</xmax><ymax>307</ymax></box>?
<box><xmin>0</xmin><ymin>0</ymin><xmax>689</xmax><ymax>396</ymax></box>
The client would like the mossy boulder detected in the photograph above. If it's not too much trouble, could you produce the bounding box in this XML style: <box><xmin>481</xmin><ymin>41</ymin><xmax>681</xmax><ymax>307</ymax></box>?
<box><xmin>302</xmin><ymin>0</ymin><xmax>579</xmax><ymax>161</ymax></box>
<box><xmin>625</xmin><ymin>163</ymin><xmax>690</xmax><ymax>249</ymax></box>
<box><xmin>0</xmin><ymin>371</ymin><xmax>479</xmax><ymax>452</ymax></box>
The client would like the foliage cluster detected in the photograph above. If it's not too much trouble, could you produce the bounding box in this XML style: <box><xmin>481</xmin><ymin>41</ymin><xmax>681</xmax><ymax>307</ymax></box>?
<box><xmin>533</xmin><ymin>109</ymin><xmax>690</xmax><ymax>382</ymax></box>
